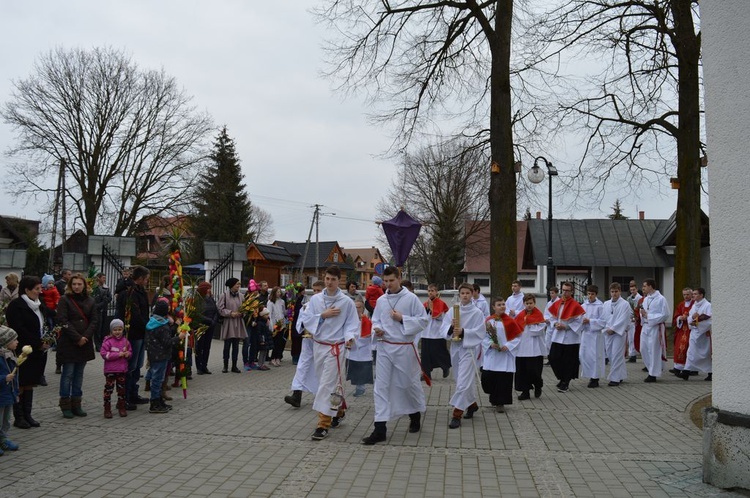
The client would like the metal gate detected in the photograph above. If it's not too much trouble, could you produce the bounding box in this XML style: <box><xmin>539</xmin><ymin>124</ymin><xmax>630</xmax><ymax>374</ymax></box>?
<box><xmin>101</xmin><ymin>242</ymin><xmax>126</xmax><ymax>316</ymax></box>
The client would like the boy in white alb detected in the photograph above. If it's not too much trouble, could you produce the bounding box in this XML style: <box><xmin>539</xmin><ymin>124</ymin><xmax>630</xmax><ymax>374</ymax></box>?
<box><xmin>639</xmin><ymin>279</ymin><xmax>670</xmax><ymax>382</ymax></box>
<box><xmin>601</xmin><ymin>282</ymin><xmax>633</xmax><ymax>386</ymax></box>
<box><xmin>680</xmin><ymin>287</ymin><xmax>712</xmax><ymax>381</ymax></box>
<box><xmin>579</xmin><ymin>285</ymin><xmax>605</xmax><ymax>388</ymax></box>
<box><xmin>284</xmin><ymin>281</ymin><xmax>323</xmax><ymax>408</ymax></box>
<box><xmin>481</xmin><ymin>298</ymin><xmax>522</xmax><ymax>413</ymax></box>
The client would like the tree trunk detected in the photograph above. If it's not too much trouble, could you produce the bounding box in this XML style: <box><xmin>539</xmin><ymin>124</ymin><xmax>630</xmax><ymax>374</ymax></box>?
<box><xmin>672</xmin><ymin>2</ymin><xmax>702</xmax><ymax>305</ymax></box>
<box><xmin>489</xmin><ymin>0</ymin><xmax>516</xmax><ymax>298</ymax></box>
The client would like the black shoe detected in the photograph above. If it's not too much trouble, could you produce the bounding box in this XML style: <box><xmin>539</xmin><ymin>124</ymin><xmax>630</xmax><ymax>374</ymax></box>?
<box><xmin>705</xmin><ymin>373</ymin><xmax>712</xmax><ymax>381</ymax></box>
<box><xmin>644</xmin><ymin>375</ymin><xmax>657</xmax><ymax>383</ymax></box>
<box><xmin>495</xmin><ymin>404</ymin><xmax>505</xmax><ymax>413</ymax></box>
<box><xmin>149</xmin><ymin>400</ymin><xmax>168</xmax><ymax>414</ymax></box>
<box><xmin>222</xmin><ymin>368</ymin><xmax>228</xmax><ymax>373</ymax></box>
<box><xmin>197</xmin><ymin>370</ymin><xmax>205</xmax><ymax>375</ymax></box>
<box><xmin>160</xmin><ymin>399</ymin><xmax>173</xmax><ymax>411</ymax></box>
<box><xmin>13</xmin><ymin>418</ymin><xmax>31</xmax><ymax>429</ymax></box>
<box><xmin>557</xmin><ymin>382</ymin><xmax>569</xmax><ymax>393</ymax></box>
<box><xmin>204</xmin><ymin>369</ymin><xmax>212</xmax><ymax>375</ymax></box>
<box><xmin>669</xmin><ymin>368</ymin><xmax>680</xmax><ymax>375</ymax></box>
<box><xmin>442</xmin><ymin>367</ymin><xmax>450</xmax><ymax>379</ymax></box>
<box><xmin>448</xmin><ymin>417</ymin><xmax>461</xmax><ymax>429</ymax></box>
<box><xmin>125</xmin><ymin>402</ymin><xmax>137</xmax><ymax>410</ymax></box>
<box><xmin>587</xmin><ymin>379</ymin><xmax>599</xmax><ymax>388</ymax></box>
<box><xmin>409</xmin><ymin>413</ymin><xmax>421</xmax><ymax>433</ymax></box>
<box><xmin>362</xmin><ymin>431</ymin><xmax>386</xmax><ymax>445</ymax></box>
<box><xmin>641</xmin><ymin>367</ymin><xmax>648</xmax><ymax>372</ymax></box>
<box><xmin>132</xmin><ymin>396</ymin><xmax>149</xmax><ymax>405</ymax></box>
<box><xmin>518</xmin><ymin>392</ymin><xmax>531</xmax><ymax>401</ymax></box>
<box><xmin>688</xmin><ymin>370</ymin><xmax>700</xmax><ymax>376</ymax></box>
<box><xmin>556</xmin><ymin>381</ymin><xmax>564</xmax><ymax>389</ymax></box>
<box><xmin>284</xmin><ymin>391</ymin><xmax>302</xmax><ymax>408</ymax></box>
<box><xmin>231</xmin><ymin>367</ymin><xmax>241</xmax><ymax>373</ymax></box>
<box><xmin>678</xmin><ymin>370</ymin><xmax>690</xmax><ymax>380</ymax></box>
<box><xmin>628</xmin><ymin>356</ymin><xmax>637</xmax><ymax>363</ymax></box>
<box><xmin>534</xmin><ymin>386</ymin><xmax>543</xmax><ymax>398</ymax></box>
<box><xmin>463</xmin><ymin>404</ymin><xmax>478</xmax><ymax>419</ymax></box>
<box><xmin>331</xmin><ymin>414</ymin><xmax>345</xmax><ymax>428</ymax></box>
<box><xmin>38</xmin><ymin>375</ymin><xmax>48</xmax><ymax>386</ymax></box>
<box><xmin>311</xmin><ymin>428</ymin><xmax>328</xmax><ymax>441</ymax></box>
<box><xmin>608</xmin><ymin>381</ymin><xmax>621</xmax><ymax>387</ymax></box>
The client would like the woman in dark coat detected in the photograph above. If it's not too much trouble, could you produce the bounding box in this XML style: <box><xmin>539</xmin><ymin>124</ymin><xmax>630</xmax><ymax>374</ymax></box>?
<box><xmin>195</xmin><ymin>282</ymin><xmax>218</xmax><ymax>375</ymax></box>
<box><xmin>56</xmin><ymin>273</ymin><xmax>100</xmax><ymax>418</ymax></box>
<box><xmin>5</xmin><ymin>275</ymin><xmax>51</xmax><ymax>429</ymax></box>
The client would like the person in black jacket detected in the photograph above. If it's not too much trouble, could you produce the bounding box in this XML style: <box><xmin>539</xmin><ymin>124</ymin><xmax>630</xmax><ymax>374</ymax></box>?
<box><xmin>194</xmin><ymin>282</ymin><xmax>218</xmax><ymax>375</ymax></box>
<box><xmin>5</xmin><ymin>276</ymin><xmax>52</xmax><ymax>429</ymax></box>
<box><xmin>145</xmin><ymin>298</ymin><xmax>186</xmax><ymax>414</ymax></box>
<box><xmin>56</xmin><ymin>273</ymin><xmax>100</xmax><ymax>418</ymax></box>
<box><xmin>115</xmin><ymin>266</ymin><xmax>151</xmax><ymax>409</ymax></box>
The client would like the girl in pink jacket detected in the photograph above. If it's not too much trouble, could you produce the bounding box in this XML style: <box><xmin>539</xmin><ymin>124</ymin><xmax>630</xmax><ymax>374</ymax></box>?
<box><xmin>100</xmin><ymin>319</ymin><xmax>131</xmax><ymax>418</ymax></box>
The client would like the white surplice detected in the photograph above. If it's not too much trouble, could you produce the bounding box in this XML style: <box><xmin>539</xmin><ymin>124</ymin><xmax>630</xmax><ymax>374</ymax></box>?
<box><xmin>505</xmin><ymin>292</ymin><xmax>525</xmax><ymax>318</ymax></box>
<box><xmin>640</xmin><ymin>290</ymin><xmax>670</xmax><ymax>377</ymax></box>
<box><xmin>579</xmin><ymin>298</ymin><xmax>605</xmax><ymax>380</ymax></box>
<box><xmin>472</xmin><ymin>294</ymin><xmax>490</xmax><ymax>318</ymax></box>
<box><xmin>685</xmin><ymin>298</ymin><xmax>712</xmax><ymax>373</ymax></box>
<box><xmin>626</xmin><ymin>292</ymin><xmax>642</xmax><ymax>357</ymax></box>
<box><xmin>543</xmin><ymin>297</ymin><xmax>560</xmax><ymax>354</ymax></box>
<box><xmin>371</xmin><ymin>288</ymin><xmax>429</xmax><ymax>422</ymax></box>
<box><xmin>483</xmin><ymin>318</ymin><xmax>521</xmax><ymax>371</ymax></box>
<box><xmin>601</xmin><ymin>297</ymin><xmax>633</xmax><ymax>382</ymax></box>
<box><xmin>305</xmin><ymin>289</ymin><xmax>360</xmax><ymax>415</ymax></box>
<box><xmin>291</xmin><ymin>302</ymin><xmax>319</xmax><ymax>394</ymax></box>
<box><xmin>441</xmin><ymin>303</ymin><xmax>485</xmax><ymax>411</ymax></box>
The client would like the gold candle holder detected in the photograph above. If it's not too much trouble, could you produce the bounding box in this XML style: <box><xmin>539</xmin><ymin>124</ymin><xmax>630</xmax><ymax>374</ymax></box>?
<box><xmin>451</xmin><ymin>304</ymin><xmax>462</xmax><ymax>341</ymax></box>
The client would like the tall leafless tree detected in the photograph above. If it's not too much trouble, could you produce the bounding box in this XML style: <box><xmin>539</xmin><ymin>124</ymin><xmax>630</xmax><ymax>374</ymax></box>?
<box><xmin>529</xmin><ymin>0</ymin><xmax>703</xmax><ymax>304</ymax></box>
<box><xmin>2</xmin><ymin>46</ymin><xmax>213</xmax><ymax>236</ymax></box>
<box><xmin>316</xmin><ymin>0</ymin><xmax>542</xmax><ymax>296</ymax></box>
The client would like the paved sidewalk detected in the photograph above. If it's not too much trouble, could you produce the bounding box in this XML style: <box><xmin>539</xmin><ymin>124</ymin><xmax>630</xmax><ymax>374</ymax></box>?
<box><xmin>1</xmin><ymin>344</ymin><xmax>738</xmax><ymax>498</ymax></box>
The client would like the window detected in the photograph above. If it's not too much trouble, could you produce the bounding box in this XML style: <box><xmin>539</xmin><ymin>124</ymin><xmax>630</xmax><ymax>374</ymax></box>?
<box><xmin>613</xmin><ymin>276</ymin><xmax>634</xmax><ymax>289</ymax></box>
<box><xmin>333</xmin><ymin>253</ymin><xmax>339</xmax><ymax>262</ymax></box>
<box><xmin>474</xmin><ymin>278</ymin><xmax>490</xmax><ymax>286</ymax></box>
<box><xmin>519</xmin><ymin>279</ymin><xmax>535</xmax><ymax>288</ymax></box>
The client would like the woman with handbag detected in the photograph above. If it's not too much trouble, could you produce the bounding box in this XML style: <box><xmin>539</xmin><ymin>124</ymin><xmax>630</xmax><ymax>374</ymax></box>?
<box><xmin>56</xmin><ymin>273</ymin><xmax>100</xmax><ymax>418</ymax></box>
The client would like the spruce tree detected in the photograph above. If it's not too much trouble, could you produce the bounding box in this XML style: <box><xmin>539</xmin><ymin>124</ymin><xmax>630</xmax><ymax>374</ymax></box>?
<box><xmin>608</xmin><ymin>199</ymin><xmax>629</xmax><ymax>220</ymax></box>
<box><xmin>191</xmin><ymin>127</ymin><xmax>253</xmax><ymax>258</ymax></box>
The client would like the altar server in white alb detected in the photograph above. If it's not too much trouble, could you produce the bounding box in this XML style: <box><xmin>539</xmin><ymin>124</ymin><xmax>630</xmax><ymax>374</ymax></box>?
<box><xmin>579</xmin><ymin>285</ymin><xmax>606</xmax><ymax>388</ymax></box>
<box><xmin>284</xmin><ymin>281</ymin><xmax>323</xmax><ymax>409</ymax></box>
<box><xmin>639</xmin><ymin>278</ymin><xmax>671</xmax><ymax>383</ymax></box>
<box><xmin>481</xmin><ymin>297</ymin><xmax>523</xmax><ymax>413</ymax></box>
<box><xmin>471</xmin><ymin>283</ymin><xmax>490</xmax><ymax>317</ymax></box>
<box><xmin>514</xmin><ymin>294</ymin><xmax>547</xmax><ymax>400</ymax></box>
<box><xmin>441</xmin><ymin>283</ymin><xmax>486</xmax><ymax>429</ymax></box>
<box><xmin>305</xmin><ymin>266</ymin><xmax>360</xmax><ymax>441</ymax></box>
<box><xmin>505</xmin><ymin>280</ymin><xmax>525</xmax><ymax>318</ymax></box>
<box><xmin>600</xmin><ymin>282</ymin><xmax>633</xmax><ymax>386</ymax></box>
<box><xmin>680</xmin><ymin>287</ymin><xmax>712</xmax><ymax>381</ymax></box>
<box><xmin>361</xmin><ymin>266</ymin><xmax>430</xmax><ymax>445</ymax></box>
<box><xmin>543</xmin><ymin>286</ymin><xmax>560</xmax><ymax>355</ymax></box>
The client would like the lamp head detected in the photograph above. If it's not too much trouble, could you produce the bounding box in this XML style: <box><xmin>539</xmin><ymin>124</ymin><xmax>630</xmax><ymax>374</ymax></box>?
<box><xmin>527</xmin><ymin>165</ymin><xmax>545</xmax><ymax>184</ymax></box>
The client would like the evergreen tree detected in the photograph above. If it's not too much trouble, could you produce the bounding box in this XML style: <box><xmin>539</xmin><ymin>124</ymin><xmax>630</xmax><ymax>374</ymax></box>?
<box><xmin>191</xmin><ymin>127</ymin><xmax>253</xmax><ymax>258</ymax></box>
<box><xmin>608</xmin><ymin>199</ymin><xmax>629</xmax><ymax>220</ymax></box>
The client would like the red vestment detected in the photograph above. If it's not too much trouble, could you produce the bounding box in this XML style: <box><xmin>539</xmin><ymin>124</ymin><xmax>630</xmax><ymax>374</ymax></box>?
<box><xmin>424</xmin><ymin>297</ymin><xmax>449</xmax><ymax>318</ymax></box>
<box><xmin>672</xmin><ymin>300</ymin><xmax>693</xmax><ymax>365</ymax></box>
<box><xmin>361</xmin><ymin>315</ymin><xmax>372</xmax><ymax>338</ymax></box>
<box><xmin>515</xmin><ymin>307</ymin><xmax>546</xmax><ymax>329</ymax></box>
<box><xmin>633</xmin><ymin>296</ymin><xmax>645</xmax><ymax>352</ymax></box>
<box><xmin>548</xmin><ymin>297</ymin><xmax>585</xmax><ymax>321</ymax></box>
<box><xmin>486</xmin><ymin>313</ymin><xmax>523</xmax><ymax>341</ymax></box>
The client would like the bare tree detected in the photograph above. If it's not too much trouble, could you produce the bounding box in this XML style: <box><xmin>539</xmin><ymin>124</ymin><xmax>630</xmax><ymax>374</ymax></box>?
<box><xmin>530</xmin><ymin>0</ymin><xmax>703</xmax><ymax>303</ymax></box>
<box><xmin>316</xmin><ymin>0</ymin><xmax>539</xmax><ymax>296</ymax></box>
<box><xmin>249</xmin><ymin>205</ymin><xmax>275</xmax><ymax>244</ymax></box>
<box><xmin>2</xmin><ymin>46</ymin><xmax>213</xmax><ymax>236</ymax></box>
<box><xmin>378</xmin><ymin>142</ymin><xmax>489</xmax><ymax>288</ymax></box>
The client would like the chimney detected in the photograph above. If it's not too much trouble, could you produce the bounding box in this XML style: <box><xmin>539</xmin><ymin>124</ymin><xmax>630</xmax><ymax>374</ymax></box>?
<box><xmin>536</xmin><ymin>211</ymin><xmax>542</xmax><ymax>219</ymax></box>
<box><xmin>639</xmin><ymin>211</ymin><xmax>645</xmax><ymax>220</ymax></box>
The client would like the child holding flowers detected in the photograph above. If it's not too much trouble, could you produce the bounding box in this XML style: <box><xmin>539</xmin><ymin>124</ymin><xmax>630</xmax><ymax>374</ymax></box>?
<box><xmin>0</xmin><ymin>326</ymin><xmax>20</xmax><ymax>454</ymax></box>
<box><xmin>481</xmin><ymin>297</ymin><xmax>523</xmax><ymax>413</ymax></box>
<box><xmin>100</xmin><ymin>319</ymin><xmax>131</xmax><ymax>418</ymax></box>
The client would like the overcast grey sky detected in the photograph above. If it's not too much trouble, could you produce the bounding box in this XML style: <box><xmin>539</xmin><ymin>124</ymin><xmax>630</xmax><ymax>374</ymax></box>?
<box><xmin>0</xmin><ymin>1</ymin><xmax>700</xmax><ymax>251</ymax></box>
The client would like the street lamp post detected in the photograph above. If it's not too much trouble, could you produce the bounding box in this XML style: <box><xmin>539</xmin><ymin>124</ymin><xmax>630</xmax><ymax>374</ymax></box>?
<box><xmin>527</xmin><ymin>157</ymin><xmax>558</xmax><ymax>300</ymax></box>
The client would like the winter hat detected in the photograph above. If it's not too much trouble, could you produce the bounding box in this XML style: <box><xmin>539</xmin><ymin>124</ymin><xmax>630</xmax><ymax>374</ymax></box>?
<box><xmin>197</xmin><ymin>282</ymin><xmax>212</xmax><ymax>297</ymax></box>
<box><xmin>260</xmin><ymin>308</ymin><xmax>270</xmax><ymax>317</ymax></box>
<box><xmin>110</xmin><ymin>319</ymin><xmax>125</xmax><ymax>331</ymax></box>
<box><xmin>248</xmin><ymin>279</ymin><xmax>258</xmax><ymax>292</ymax></box>
<box><xmin>225</xmin><ymin>277</ymin><xmax>239</xmax><ymax>289</ymax></box>
<box><xmin>153</xmin><ymin>298</ymin><xmax>170</xmax><ymax>317</ymax></box>
<box><xmin>0</xmin><ymin>325</ymin><xmax>18</xmax><ymax>348</ymax></box>
<box><xmin>42</xmin><ymin>274</ymin><xmax>55</xmax><ymax>287</ymax></box>
<box><xmin>372</xmin><ymin>276</ymin><xmax>383</xmax><ymax>286</ymax></box>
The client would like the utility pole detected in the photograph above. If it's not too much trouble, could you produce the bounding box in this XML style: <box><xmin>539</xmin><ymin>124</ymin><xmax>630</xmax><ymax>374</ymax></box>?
<box><xmin>299</xmin><ymin>205</ymin><xmax>320</xmax><ymax>285</ymax></box>
<box><xmin>49</xmin><ymin>159</ymin><xmax>66</xmax><ymax>271</ymax></box>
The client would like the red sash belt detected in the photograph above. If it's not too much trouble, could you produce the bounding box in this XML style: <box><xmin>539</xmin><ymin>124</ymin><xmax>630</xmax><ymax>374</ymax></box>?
<box><xmin>382</xmin><ymin>339</ymin><xmax>432</xmax><ymax>387</ymax></box>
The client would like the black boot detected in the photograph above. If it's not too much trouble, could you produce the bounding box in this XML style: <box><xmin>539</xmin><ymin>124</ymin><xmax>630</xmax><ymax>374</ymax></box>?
<box><xmin>284</xmin><ymin>390</ymin><xmax>302</xmax><ymax>408</ymax></box>
<box><xmin>222</xmin><ymin>359</ymin><xmax>229</xmax><ymax>373</ymax></box>
<box><xmin>13</xmin><ymin>401</ymin><xmax>30</xmax><ymax>429</ymax></box>
<box><xmin>408</xmin><ymin>412</ymin><xmax>421</xmax><ymax>433</ymax></box>
<box><xmin>22</xmin><ymin>390</ymin><xmax>41</xmax><ymax>427</ymax></box>
<box><xmin>362</xmin><ymin>422</ymin><xmax>387</xmax><ymax>445</ymax></box>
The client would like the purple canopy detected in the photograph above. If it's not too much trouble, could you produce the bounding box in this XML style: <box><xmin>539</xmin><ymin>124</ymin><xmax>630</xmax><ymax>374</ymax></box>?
<box><xmin>381</xmin><ymin>210</ymin><xmax>422</xmax><ymax>267</ymax></box>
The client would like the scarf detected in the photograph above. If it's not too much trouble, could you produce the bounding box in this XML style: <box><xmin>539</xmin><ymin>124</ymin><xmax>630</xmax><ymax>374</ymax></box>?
<box><xmin>515</xmin><ymin>307</ymin><xmax>546</xmax><ymax>328</ymax></box>
<box><xmin>22</xmin><ymin>294</ymin><xmax>44</xmax><ymax>337</ymax></box>
<box><xmin>424</xmin><ymin>297</ymin><xmax>449</xmax><ymax>318</ymax></box>
<box><xmin>146</xmin><ymin>315</ymin><xmax>169</xmax><ymax>331</ymax></box>
<box><xmin>487</xmin><ymin>313</ymin><xmax>523</xmax><ymax>341</ymax></box>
